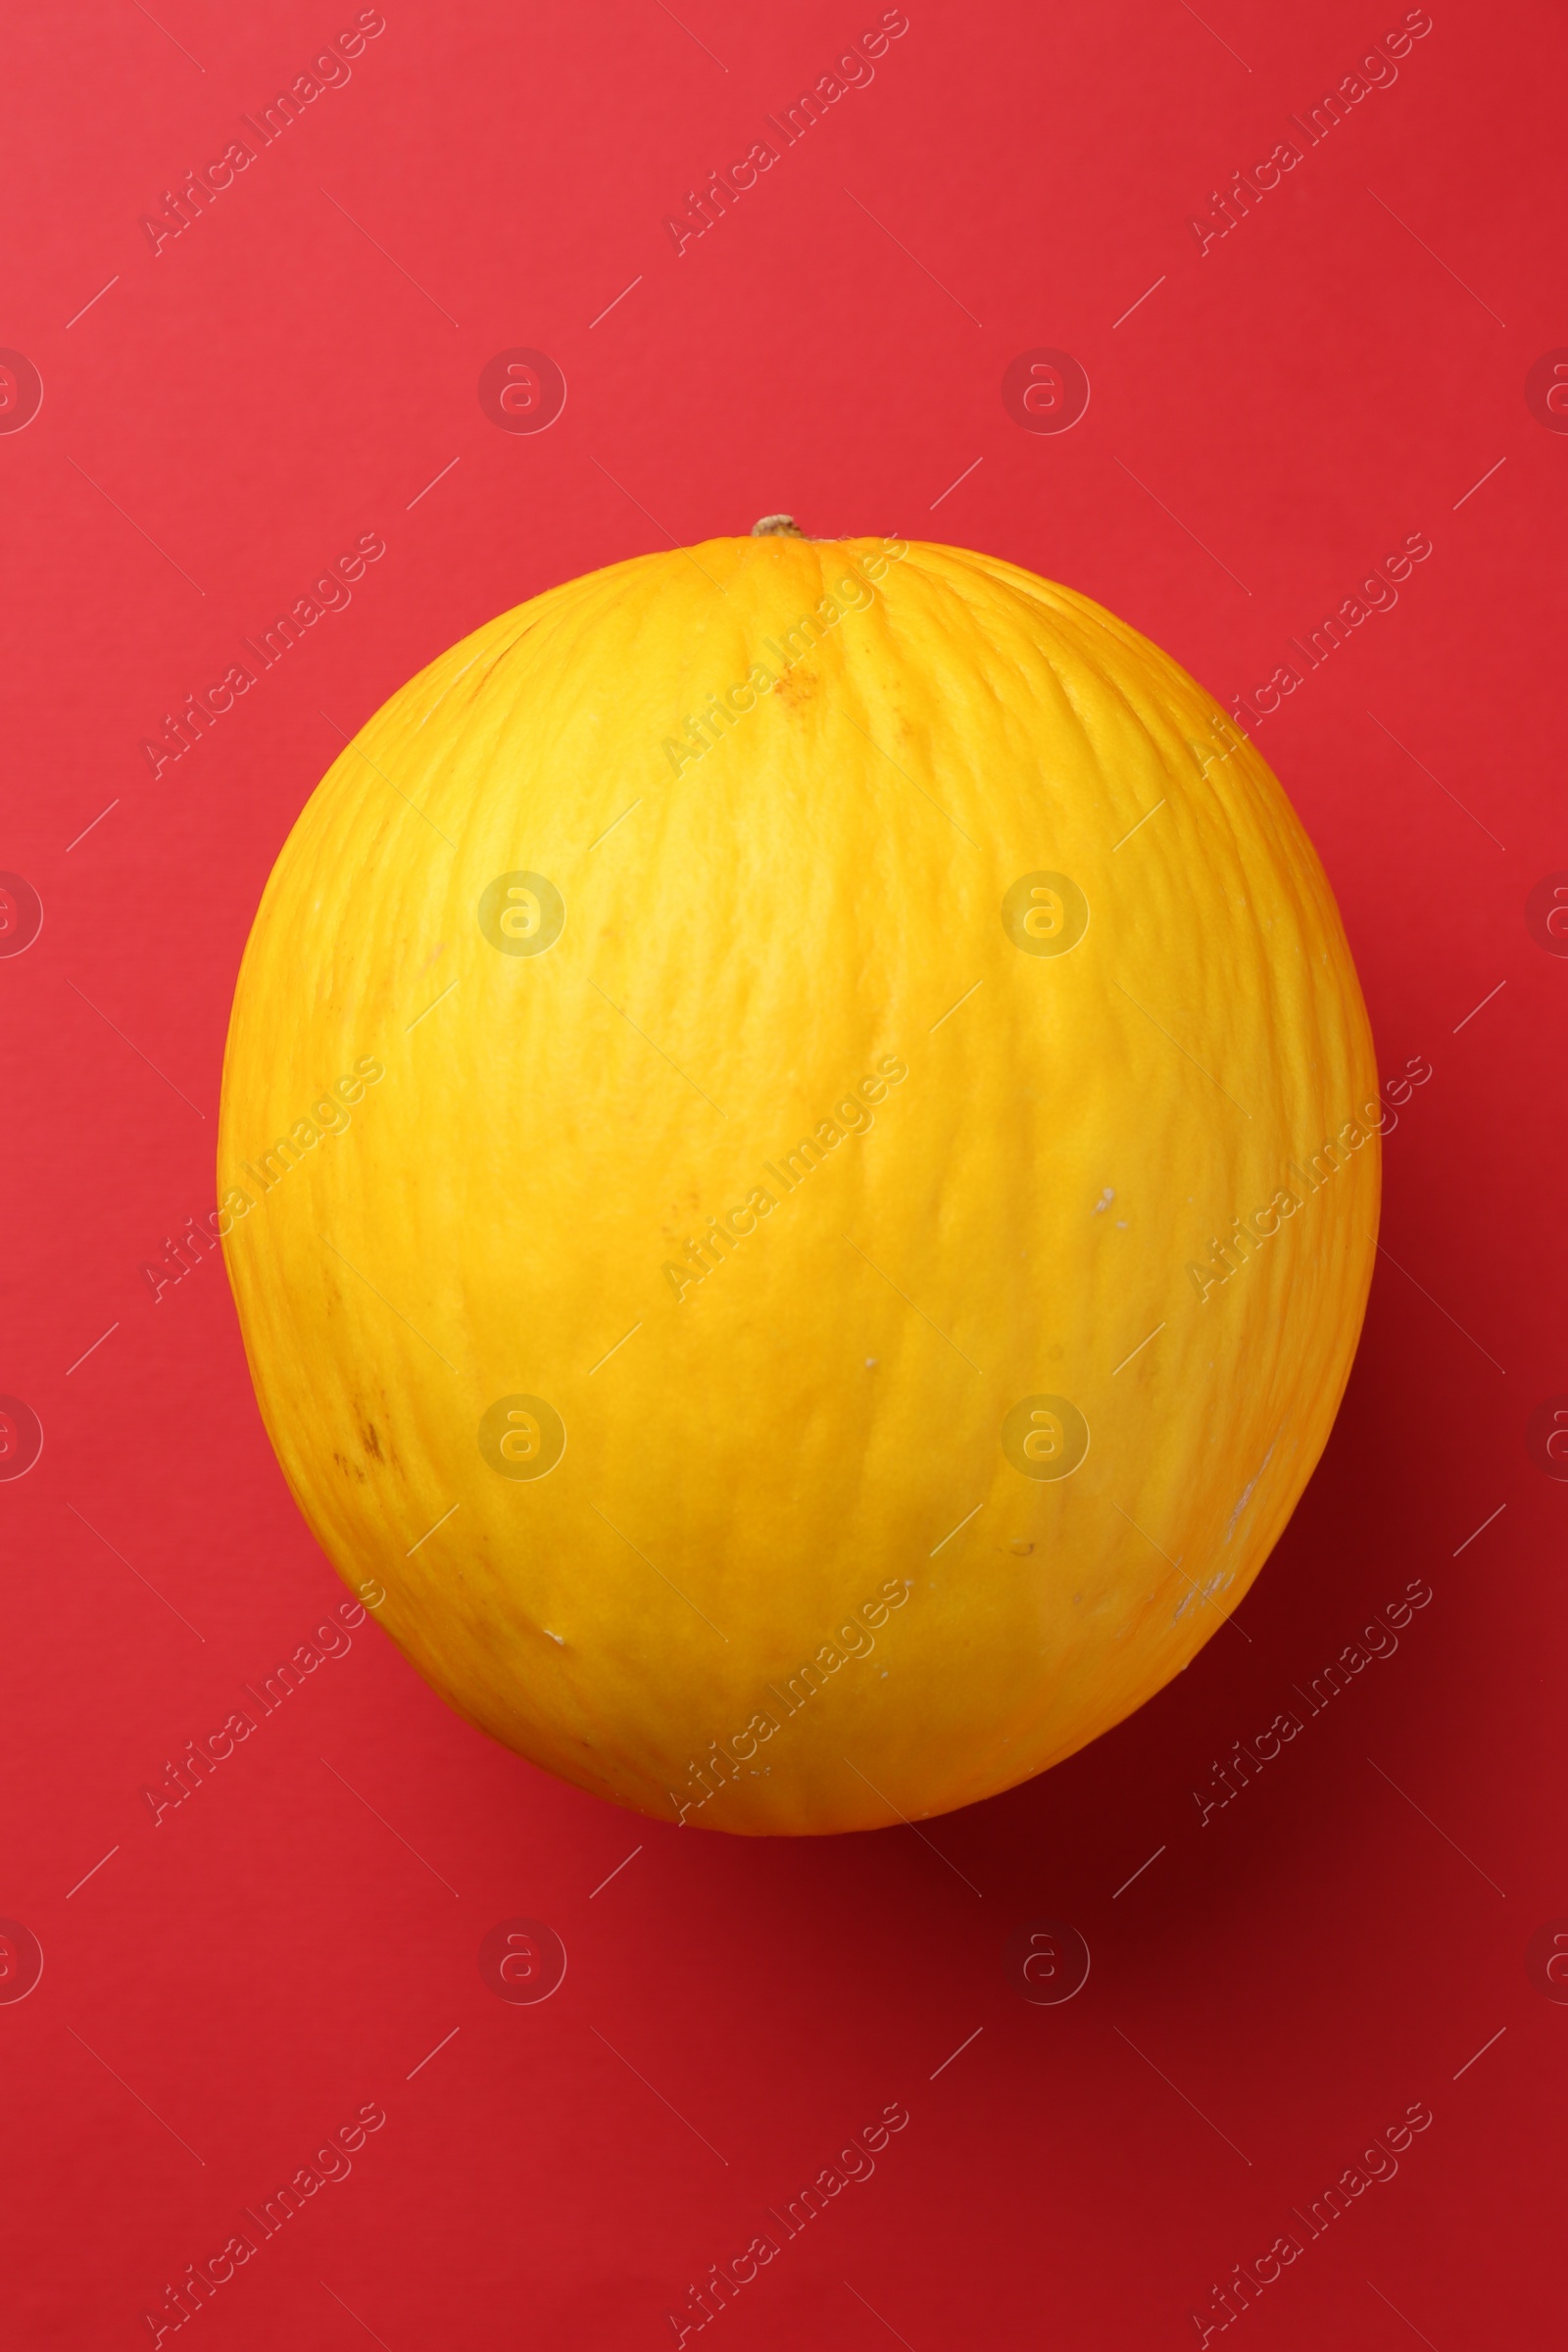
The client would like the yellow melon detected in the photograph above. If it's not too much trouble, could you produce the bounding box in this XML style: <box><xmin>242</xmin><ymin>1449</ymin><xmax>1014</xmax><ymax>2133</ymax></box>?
<box><xmin>219</xmin><ymin>525</ymin><xmax>1379</xmax><ymax>1833</ymax></box>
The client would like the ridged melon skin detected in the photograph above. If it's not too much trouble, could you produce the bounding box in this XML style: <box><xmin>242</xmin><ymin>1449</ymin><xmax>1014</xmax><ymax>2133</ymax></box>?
<box><xmin>219</xmin><ymin>534</ymin><xmax>1378</xmax><ymax>1833</ymax></box>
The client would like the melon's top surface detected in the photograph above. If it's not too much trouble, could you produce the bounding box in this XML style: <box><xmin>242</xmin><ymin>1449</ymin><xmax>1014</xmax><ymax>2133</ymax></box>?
<box><xmin>218</xmin><ymin>532</ymin><xmax>1379</xmax><ymax>1834</ymax></box>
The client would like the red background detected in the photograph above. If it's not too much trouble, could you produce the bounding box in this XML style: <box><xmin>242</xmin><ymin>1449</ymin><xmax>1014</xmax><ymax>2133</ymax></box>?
<box><xmin>2</xmin><ymin>2</ymin><xmax>1564</xmax><ymax>2344</ymax></box>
